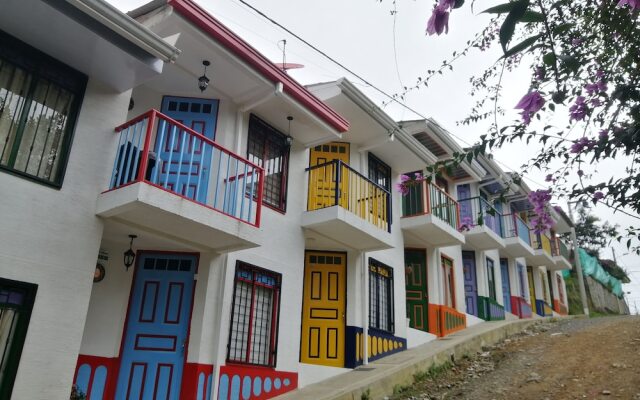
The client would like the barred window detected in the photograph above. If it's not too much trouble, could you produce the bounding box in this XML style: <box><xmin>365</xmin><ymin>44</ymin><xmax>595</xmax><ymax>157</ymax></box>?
<box><xmin>486</xmin><ymin>257</ymin><xmax>496</xmax><ymax>301</ymax></box>
<box><xmin>0</xmin><ymin>30</ymin><xmax>86</xmax><ymax>187</ymax></box>
<box><xmin>369</xmin><ymin>259</ymin><xmax>394</xmax><ymax>333</ymax></box>
<box><xmin>0</xmin><ymin>279</ymin><xmax>37</xmax><ymax>398</ymax></box>
<box><xmin>442</xmin><ymin>256</ymin><xmax>456</xmax><ymax>308</ymax></box>
<box><xmin>246</xmin><ymin>115</ymin><xmax>289</xmax><ymax>211</ymax></box>
<box><xmin>227</xmin><ymin>262</ymin><xmax>281</xmax><ymax>367</ymax></box>
<box><xmin>368</xmin><ymin>152</ymin><xmax>391</xmax><ymax>192</ymax></box>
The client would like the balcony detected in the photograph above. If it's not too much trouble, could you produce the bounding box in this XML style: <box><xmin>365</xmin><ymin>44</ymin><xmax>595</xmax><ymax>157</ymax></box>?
<box><xmin>527</xmin><ymin>231</ymin><xmax>556</xmax><ymax>266</ymax></box>
<box><xmin>428</xmin><ymin>304</ymin><xmax>466</xmax><ymax>337</ymax></box>
<box><xmin>550</xmin><ymin>237</ymin><xmax>572</xmax><ymax>270</ymax></box>
<box><xmin>501</xmin><ymin>213</ymin><xmax>535</xmax><ymax>258</ymax></box>
<box><xmin>96</xmin><ymin>110</ymin><xmax>264</xmax><ymax>252</ymax></box>
<box><xmin>458</xmin><ymin>197</ymin><xmax>505</xmax><ymax>250</ymax></box>
<box><xmin>400</xmin><ymin>181</ymin><xmax>465</xmax><ymax>247</ymax></box>
<box><xmin>477</xmin><ymin>296</ymin><xmax>506</xmax><ymax>321</ymax></box>
<box><xmin>301</xmin><ymin>160</ymin><xmax>393</xmax><ymax>251</ymax></box>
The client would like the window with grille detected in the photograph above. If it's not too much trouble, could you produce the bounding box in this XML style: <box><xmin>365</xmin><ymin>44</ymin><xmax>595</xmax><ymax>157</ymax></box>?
<box><xmin>246</xmin><ymin>115</ymin><xmax>290</xmax><ymax>211</ymax></box>
<box><xmin>442</xmin><ymin>256</ymin><xmax>456</xmax><ymax>308</ymax></box>
<box><xmin>227</xmin><ymin>262</ymin><xmax>281</xmax><ymax>367</ymax></box>
<box><xmin>486</xmin><ymin>257</ymin><xmax>496</xmax><ymax>301</ymax></box>
<box><xmin>369</xmin><ymin>259</ymin><xmax>394</xmax><ymax>333</ymax></box>
<box><xmin>0</xmin><ymin>279</ymin><xmax>37</xmax><ymax>399</ymax></box>
<box><xmin>0</xmin><ymin>30</ymin><xmax>86</xmax><ymax>187</ymax></box>
<box><xmin>368</xmin><ymin>153</ymin><xmax>391</xmax><ymax>192</ymax></box>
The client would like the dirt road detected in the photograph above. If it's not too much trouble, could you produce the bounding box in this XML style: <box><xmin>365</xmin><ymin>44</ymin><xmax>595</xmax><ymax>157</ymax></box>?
<box><xmin>391</xmin><ymin>316</ymin><xmax>640</xmax><ymax>400</ymax></box>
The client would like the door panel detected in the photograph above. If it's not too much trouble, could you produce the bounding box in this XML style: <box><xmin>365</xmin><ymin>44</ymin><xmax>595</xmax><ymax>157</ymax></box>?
<box><xmin>457</xmin><ymin>184</ymin><xmax>472</xmax><ymax>222</ymax></box>
<box><xmin>116</xmin><ymin>254</ymin><xmax>196</xmax><ymax>400</ymax></box>
<box><xmin>404</xmin><ymin>250</ymin><xmax>428</xmax><ymax>331</ymax></box>
<box><xmin>308</xmin><ymin>142</ymin><xmax>350</xmax><ymax>210</ymax></box>
<box><xmin>462</xmin><ymin>251</ymin><xmax>477</xmax><ymax>315</ymax></box>
<box><xmin>500</xmin><ymin>259</ymin><xmax>511</xmax><ymax>312</ymax></box>
<box><xmin>486</xmin><ymin>258</ymin><xmax>496</xmax><ymax>301</ymax></box>
<box><xmin>301</xmin><ymin>252</ymin><xmax>346</xmax><ymax>367</ymax></box>
<box><xmin>159</xmin><ymin>97</ymin><xmax>219</xmax><ymax>204</ymax></box>
<box><xmin>527</xmin><ymin>266</ymin><xmax>536</xmax><ymax>306</ymax></box>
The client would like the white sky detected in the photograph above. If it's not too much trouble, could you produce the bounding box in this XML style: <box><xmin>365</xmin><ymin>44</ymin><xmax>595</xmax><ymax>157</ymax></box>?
<box><xmin>108</xmin><ymin>0</ymin><xmax>640</xmax><ymax>313</ymax></box>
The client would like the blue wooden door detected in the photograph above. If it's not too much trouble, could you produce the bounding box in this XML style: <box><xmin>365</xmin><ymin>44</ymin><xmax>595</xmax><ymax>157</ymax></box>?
<box><xmin>500</xmin><ymin>258</ymin><xmax>511</xmax><ymax>313</ymax></box>
<box><xmin>116</xmin><ymin>253</ymin><xmax>196</xmax><ymax>400</ymax></box>
<box><xmin>462</xmin><ymin>251</ymin><xmax>478</xmax><ymax>315</ymax></box>
<box><xmin>159</xmin><ymin>97</ymin><xmax>219</xmax><ymax>204</ymax></box>
<box><xmin>517</xmin><ymin>262</ymin><xmax>526</xmax><ymax>297</ymax></box>
<box><xmin>457</xmin><ymin>184</ymin><xmax>472</xmax><ymax>223</ymax></box>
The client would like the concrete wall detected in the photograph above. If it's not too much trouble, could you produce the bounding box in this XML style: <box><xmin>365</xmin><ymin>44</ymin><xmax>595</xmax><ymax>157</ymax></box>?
<box><xmin>0</xmin><ymin>79</ymin><xmax>131</xmax><ymax>399</ymax></box>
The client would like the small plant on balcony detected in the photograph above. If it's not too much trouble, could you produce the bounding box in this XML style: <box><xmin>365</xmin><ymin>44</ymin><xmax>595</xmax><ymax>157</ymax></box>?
<box><xmin>70</xmin><ymin>385</ymin><xmax>86</xmax><ymax>400</ymax></box>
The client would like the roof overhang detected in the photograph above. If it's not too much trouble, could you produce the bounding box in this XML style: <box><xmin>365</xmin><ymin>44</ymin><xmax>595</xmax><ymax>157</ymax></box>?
<box><xmin>134</xmin><ymin>0</ymin><xmax>349</xmax><ymax>134</ymax></box>
<box><xmin>1</xmin><ymin>0</ymin><xmax>179</xmax><ymax>92</ymax></box>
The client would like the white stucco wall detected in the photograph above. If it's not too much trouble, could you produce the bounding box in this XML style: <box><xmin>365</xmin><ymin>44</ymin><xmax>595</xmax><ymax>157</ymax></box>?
<box><xmin>0</xmin><ymin>79</ymin><xmax>131</xmax><ymax>400</ymax></box>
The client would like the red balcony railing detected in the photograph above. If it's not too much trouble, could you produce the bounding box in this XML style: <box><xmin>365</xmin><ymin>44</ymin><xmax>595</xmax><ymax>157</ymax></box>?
<box><xmin>108</xmin><ymin>110</ymin><xmax>264</xmax><ymax>226</ymax></box>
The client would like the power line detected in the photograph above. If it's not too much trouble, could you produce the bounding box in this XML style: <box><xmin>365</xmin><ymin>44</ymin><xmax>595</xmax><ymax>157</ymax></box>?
<box><xmin>232</xmin><ymin>0</ymin><xmax>545</xmax><ymax>187</ymax></box>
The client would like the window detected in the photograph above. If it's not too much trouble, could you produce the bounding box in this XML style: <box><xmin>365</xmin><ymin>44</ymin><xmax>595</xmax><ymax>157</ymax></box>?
<box><xmin>369</xmin><ymin>259</ymin><xmax>394</xmax><ymax>332</ymax></box>
<box><xmin>368</xmin><ymin>153</ymin><xmax>391</xmax><ymax>192</ymax></box>
<box><xmin>0</xmin><ymin>279</ymin><xmax>37</xmax><ymax>399</ymax></box>
<box><xmin>486</xmin><ymin>257</ymin><xmax>496</xmax><ymax>301</ymax></box>
<box><xmin>0</xmin><ymin>30</ymin><xmax>86</xmax><ymax>187</ymax></box>
<box><xmin>227</xmin><ymin>262</ymin><xmax>281</xmax><ymax>367</ymax></box>
<box><xmin>246</xmin><ymin>115</ymin><xmax>290</xmax><ymax>211</ymax></box>
<box><xmin>441</xmin><ymin>256</ymin><xmax>456</xmax><ymax>307</ymax></box>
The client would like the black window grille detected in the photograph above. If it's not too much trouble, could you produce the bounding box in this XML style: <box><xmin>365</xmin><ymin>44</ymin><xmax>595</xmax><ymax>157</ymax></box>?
<box><xmin>368</xmin><ymin>152</ymin><xmax>391</xmax><ymax>191</ymax></box>
<box><xmin>369</xmin><ymin>258</ymin><xmax>394</xmax><ymax>333</ymax></box>
<box><xmin>486</xmin><ymin>257</ymin><xmax>496</xmax><ymax>301</ymax></box>
<box><xmin>246</xmin><ymin>115</ymin><xmax>289</xmax><ymax>211</ymax></box>
<box><xmin>0</xmin><ymin>30</ymin><xmax>86</xmax><ymax>187</ymax></box>
<box><xmin>0</xmin><ymin>278</ymin><xmax>37</xmax><ymax>399</ymax></box>
<box><xmin>227</xmin><ymin>262</ymin><xmax>281</xmax><ymax>367</ymax></box>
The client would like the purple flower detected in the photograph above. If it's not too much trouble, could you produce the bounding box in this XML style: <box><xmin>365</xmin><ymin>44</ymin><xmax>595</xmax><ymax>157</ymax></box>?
<box><xmin>515</xmin><ymin>91</ymin><xmax>545</xmax><ymax>125</ymax></box>
<box><xmin>545</xmin><ymin>174</ymin><xmax>554</xmax><ymax>182</ymax></box>
<box><xmin>439</xmin><ymin>0</ymin><xmax>457</xmax><ymax>9</ymax></box>
<box><xmin>618</xmin><ymin>0</ymin><xmax>640</xmax><ymax>10</ymax></box>
<box><xmin>570</xmin><ymin>136</ymin><xmax>597</xmax><ymax>154</ymax></box>
<box><xmin>569</xmin><ymin>96</ymin><xmax>588</xmax><ymax>122</ymax></box>
<box><xmin>577</xmin><ymin>169</ymin><xmax>584</xmax><ymax>177</ymax></box>
<box><xmin>593</xmin><ymin>191</ymin><xmax>605</xmax><ymax>201</ymax></box>
<box><xmin>590</xmin><ymin>98</ymin><xmax>602</xmax><ymax>107</ymax></box>
<box><xmin>571</xmin><ymin>38</ymin><xmax>583</xmax><ymax>46</ymax></box>
<box><xmin>400</xmin><ymin>174</ymin><xmax>411</xmax><ymax>182</ymax></box>
<box><xmin>535</xmin><ymin>66</ymin><xmax>545</xmax><ymax>81</ymax></box>
<box><xmin>414</xmin><ymin>172</ymin><xmax>424</xmax><ymax>180</ymax></box>
<box><xmin>426</xmin><ymin>5</ymin><xmax>450</xmax><ymax>36</ymax></box>
<box><xmin>585</xmin><ymin>83</ymin><xmax>599</xmax><ymax>96</ymax></box>
<box><xmin>395</xmin><ymin>182</ymin><xmax>410</xmax><ymax>196</ymax></box>
<box><xmin>599</xmin><ymin>129</ymin><xmax>608</xmax><ymax>140</ymax></box>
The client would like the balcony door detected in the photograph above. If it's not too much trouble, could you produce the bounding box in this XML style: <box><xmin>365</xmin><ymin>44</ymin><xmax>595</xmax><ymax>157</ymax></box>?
<box><xmin>307</xmin><ymin>142</ymin><xmax>349</xmax><ymax>210</ymax></box>
<box><xmin>500</xmin><ymin>259</ymin><xmax>512</xmax><ymax>313</ymax></box>
<box><xmin>159</xmin><ymin>96</ymin><xmax>219</xmax><ymax>203</ymax></box>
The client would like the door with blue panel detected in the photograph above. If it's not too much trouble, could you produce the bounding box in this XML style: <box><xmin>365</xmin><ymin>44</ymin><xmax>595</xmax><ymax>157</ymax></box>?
<box><xmin>462</xmin><ymin>251</ymin><xmax>478</xmax><ymax>316</ymax></box>
<box><xmin>116</xmin><ymin>253</ymin><xmax>196</xmax><ymax>400</ymax></box>
<box><xmin>159</xmin><ymin>97</ymin><xmax>219</xmax><ymax>203</ymax></box>
<box><xmin>457</xmin><ymin>184</ymin><xmax>472</xmax><ymax>223</ymax></box>
<box><xmin>500</xmin><ymin>258</ymin><xmax>511</xmax><ymax>313</ymax></box>
<box><xmin>517</xmin><ymin>262</ymin><xmax>526</xmax><ymax>297</ymax></box>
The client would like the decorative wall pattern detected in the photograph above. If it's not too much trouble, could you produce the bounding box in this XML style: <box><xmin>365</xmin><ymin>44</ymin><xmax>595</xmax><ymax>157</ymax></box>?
<box><xmin>217</xmin><ymin>365</ymin><xmax>297</xmax><ymax>400</ymax></box>
<box><xmin>73</xmin><ymin>355</ymin><xmax>118</xmax><ymax>400</ymax></box>
<box><xmin>181</xmin><ymin>363</ymin><xmax>214</xmax><ymax>400</ymax></box>
<box><xmin>345</xmin><ymin>326</ymin><xmax>406</xmax><ymax>368</ymax></box>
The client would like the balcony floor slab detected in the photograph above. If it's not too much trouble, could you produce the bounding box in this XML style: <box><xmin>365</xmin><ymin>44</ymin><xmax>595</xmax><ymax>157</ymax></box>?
<box><xmin>549</xmin><ymin>256</ymin><xmax>572</xmax><ymax>271</ymax></box>
<box><xmin>501</xmin><ymin>237</ymin><xmax>536</xmax><ymax>258</ymax></box>
<box><xmin>96</xmin><ymin>182</ymin><xmax>263</xmax><ymax>253</ymax></box>
<box><xmin>400</xmin><ymin>214</ymin><xmax>465</xmax><ymax>247</ymax></box>
<box><xmin>526</xmin><ymin>250</ymin><xmax>555</xmax><ymax>267</ymax></box>
<box><xmin>462</xmin><ymin>226</ymin><xmax>505</xmax><ymax>251</ymax></box>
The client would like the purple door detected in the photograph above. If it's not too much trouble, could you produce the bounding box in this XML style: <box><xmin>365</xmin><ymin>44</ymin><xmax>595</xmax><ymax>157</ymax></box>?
<box><xmin>462</xmin><ymin>251</ymin><xmax>478</xmax><ymax>315</ymax></box>
<box><xmin>500</xmin><ymin>258</ymin><xmax>512</xmax><ymax>313</ymax></box>
<box><xmin>457</xmin><ymin>184</ymin><xmax>472</xmax><ymax>223</ymax></box>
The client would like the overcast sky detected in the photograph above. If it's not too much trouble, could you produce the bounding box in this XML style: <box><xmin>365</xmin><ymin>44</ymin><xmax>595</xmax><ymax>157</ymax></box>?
<box><xmin>109</xmin><ymin>0</ymin><xmax>640</xmax><ymax>313</ymax></box>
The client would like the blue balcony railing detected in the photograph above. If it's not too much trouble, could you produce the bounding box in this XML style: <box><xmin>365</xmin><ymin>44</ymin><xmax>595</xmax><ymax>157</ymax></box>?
<box><xmin>502</xmin><ymin>213</ymin><xmax>531</xmax><ymax>245</ymax></box>
<box><xmin>458</xmin><ymin>196</ymin><xmax>502</xmax><ymax>237</ymax></box>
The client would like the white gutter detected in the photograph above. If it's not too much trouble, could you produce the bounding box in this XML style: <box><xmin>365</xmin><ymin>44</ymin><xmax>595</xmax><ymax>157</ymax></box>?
<box><xmin>236</xmin><ymin>82</ymin><xmax>284</xmax><ymax>153</ymax></box>
<box><xmin>276</xmin><ymin>91</ymin><xmax>342</xmax><ymax>140</ymax></box>
<box><xmin>66</xmin><ymin>0</ymin><xmax>181</xmax><ymax>62</ymax></box>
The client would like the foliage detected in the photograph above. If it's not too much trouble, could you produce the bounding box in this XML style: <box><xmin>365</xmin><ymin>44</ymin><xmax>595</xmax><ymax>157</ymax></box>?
<box><xmin>393</xmin><ymin>0</ymin><xmax>640</xmax><ymax>252</ymax></box>
<box><xmin>70</xmin><ymin>385</ymin><xmax>86</xmax><ymax>400</ymax></box>
<box><xmin>572</xmin><ymin>204</ymin><xmax>620</xmax><ymax>256</ymax></box>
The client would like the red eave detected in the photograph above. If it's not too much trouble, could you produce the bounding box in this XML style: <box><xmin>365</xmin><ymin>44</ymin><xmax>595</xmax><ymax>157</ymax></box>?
<box><xmin>168</xmin><ymin>0</ymin><xmax>349</xmax><ymax>133</ymax></box>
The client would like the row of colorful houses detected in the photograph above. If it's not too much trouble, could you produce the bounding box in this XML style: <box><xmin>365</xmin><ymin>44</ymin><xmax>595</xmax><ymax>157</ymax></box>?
<box><xmin>0</xmin><ymin>1</ymin><xmax>573</xmax><ymax>399</ymax></box>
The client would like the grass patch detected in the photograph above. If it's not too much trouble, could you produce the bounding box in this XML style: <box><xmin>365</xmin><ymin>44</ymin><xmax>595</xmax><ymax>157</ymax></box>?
<box><xmin>413</xmin><ymin>360</ymin><xmax>454</xmax><ymax>383</ymax></box>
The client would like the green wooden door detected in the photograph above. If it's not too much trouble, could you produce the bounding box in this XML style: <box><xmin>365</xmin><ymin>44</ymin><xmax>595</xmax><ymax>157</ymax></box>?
<box><xmin>405</xmin><ymin>249</ymin><xmax>428</xmax><ymax>331</ymax></box>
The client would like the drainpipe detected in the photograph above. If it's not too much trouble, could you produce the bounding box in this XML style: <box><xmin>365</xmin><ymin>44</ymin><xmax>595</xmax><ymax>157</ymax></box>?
<box><xmin>362</xmin><ymin>252</ymin><xmax>368</xmax><ymax>365</ymax></box>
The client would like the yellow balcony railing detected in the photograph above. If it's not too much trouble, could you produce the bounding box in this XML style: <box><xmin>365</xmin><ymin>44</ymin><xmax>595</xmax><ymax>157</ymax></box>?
<box><xmin>531</xmin><ymin>230</ymin><xmax>553</xmax><ymax>257</ymax></box>
<box><xmin>306</xmin><ymin>160</ymin><xmax>391</xmax><ymax>232</ymax></box>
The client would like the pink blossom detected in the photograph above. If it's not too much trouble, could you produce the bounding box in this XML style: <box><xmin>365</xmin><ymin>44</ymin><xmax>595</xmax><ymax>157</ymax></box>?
<box><xmin>545</xmin><ymin>174</ymin><xmax>553</xmax><ymax>182</ymax></box>
<box><xmin>617</xmin><ymin>0</ymin><xmax>640</xmax><ymax>10</ymax></box>
<box><xmin>414</xmin><ymin>172</ymin><xmax>423</xmax><ymax>180</ymax></box>
<box><xmin>577</xmin><ymin>169</ymin><xmax>584</xmax><ymax>177</ymax></box>
<box><xmin>426</xmin><ymin>5</ymin><xmax>450</xmax><ymax>36</ymax></box>
<box><xmin>571</xmin><ymin>38</ymin><xmax>584</xmax><ymax>46</ymax></box>
<box><xmin>439</xmin><ymin>0</ymin><xmax>457</xmax><ymax>9</ymax></box>
<box><xmin>593</xmin><ymin>191</ymin><xmax>605</xmax><ymax>201</ymax></box>
<box><xmin>400</xmin><ymin>174</ymin><xmax>411</xmax><ymax>182</ymax></box>
<box><xmin>515</xmin><ymin>91</ymin><xmax>545</xmax><ymax>125</ymax></box>
<box><xmin>395</xmin><ymin>182</ymin><xmax>410</xmax><ymax>195</ymax></box>
<box><xmin>570</xmin><ymin>136</ymin><xmax>596</xmax><ymax>154</ymax></box>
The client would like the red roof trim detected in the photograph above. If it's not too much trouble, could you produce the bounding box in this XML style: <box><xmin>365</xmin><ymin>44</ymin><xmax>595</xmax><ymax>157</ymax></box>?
<box><xmin>167</xmin><ymin>0</ymin><xmax>349</xmax><ymax>132</ymax></box>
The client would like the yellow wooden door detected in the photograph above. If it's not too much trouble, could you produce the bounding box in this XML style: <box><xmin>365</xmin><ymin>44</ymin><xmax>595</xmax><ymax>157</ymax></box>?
<box><xmin>308</xmin><ymin>142</ymin><xmax>350</xmax><ymax>211</ymax></box>
<box><xmin>300</xmin><ymin>251</ymin><xmax>346</xmax><ymax>367</ymax></box>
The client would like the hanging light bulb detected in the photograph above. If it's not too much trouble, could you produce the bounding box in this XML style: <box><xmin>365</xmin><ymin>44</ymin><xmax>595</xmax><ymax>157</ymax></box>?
<box><xmin>198</xmin><ymin>60</ymin><xmax>211</xmax><ymax>92</ymax></box>
<box><xmin>286</xmin><ymin>116</ymin><xmax>294</xmax><ymax>146</ymax></box>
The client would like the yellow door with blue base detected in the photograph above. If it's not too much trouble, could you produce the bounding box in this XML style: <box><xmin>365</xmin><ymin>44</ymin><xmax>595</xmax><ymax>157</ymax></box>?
<box><xmin>300</xmin><ymin>251</ymin><xmax>346</xmax><ymax>367</ymax></box>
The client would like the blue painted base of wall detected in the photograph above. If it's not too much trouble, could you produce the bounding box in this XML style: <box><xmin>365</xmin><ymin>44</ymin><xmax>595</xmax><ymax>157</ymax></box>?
<box><xmin>345</xmin><ymin>326</ymin><xmax>406</xmax><ymax>368</ymax></box>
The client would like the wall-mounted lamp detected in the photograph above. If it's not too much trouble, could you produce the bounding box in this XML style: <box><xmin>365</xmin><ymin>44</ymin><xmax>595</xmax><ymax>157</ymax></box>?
<box><xmin>123</xmin><ymin>234</ymin><xmax>137</xmax><ymax>271</ymax></box>
<box><xmin>198</xmin><ymin>60</ymin><xmax>211</xmax><ymax>92</ymax></box>
<box><xmin>286</xmin><ymin>116</ymin><xmax>294</xmax><ymax>146</ymax></box>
